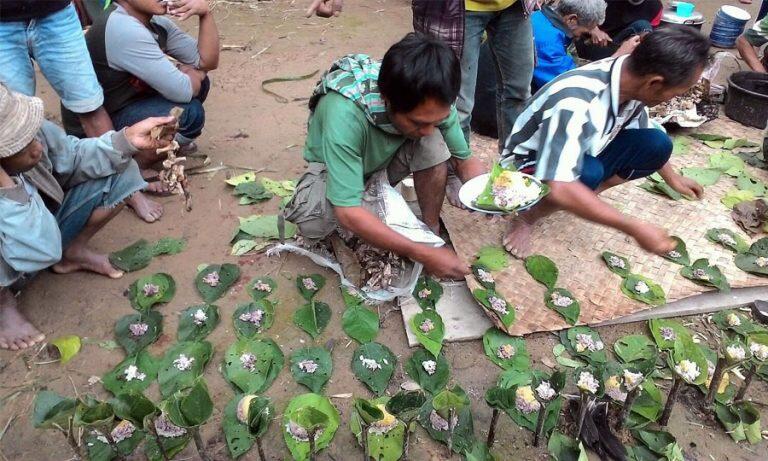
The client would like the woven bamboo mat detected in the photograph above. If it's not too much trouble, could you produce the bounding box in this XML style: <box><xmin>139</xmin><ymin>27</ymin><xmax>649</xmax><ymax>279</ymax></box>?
<box><xmin>444</xmin><ymin>116</ymin><xmax>768</xmax><ymax>336</ymax></box>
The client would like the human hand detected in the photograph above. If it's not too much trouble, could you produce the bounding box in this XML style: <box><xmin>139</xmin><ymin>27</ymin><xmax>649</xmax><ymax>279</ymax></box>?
<box><xmin>306</xmin><ymin>0</ymin><xmax>342</xmax><ymax>18</ymax></box>
<box><xmin>666</xmin><ymin>173</ymin><xmax>704</xmax><ymax>200</ymax></box>
<box><xmin>419</xmin><ymin>246</ymin><xmax>470</xmax><ymax>280</ymax></box>
<box><xmin>629</xmin><ymin>221</ymin><xmax>676</xmax><ymax>255</ymax></box>
<box><xmin>167</xmin><ymin>0</ymin><xmax>209</xmax><ymax>20</ymax></box>
<box><xmin>124</xmin><ymin>116</ymin><xmax>176</xmax><ymax>151</ymax></box>
<box><xmin>589</xmin><ymin>27</ymin><xmax>612</xmax><ymax>47</ymax></box>
<box><xmin>614</xmin><ymin>35</ymin><xmax>641</xmax><ymax>56</ymax></box>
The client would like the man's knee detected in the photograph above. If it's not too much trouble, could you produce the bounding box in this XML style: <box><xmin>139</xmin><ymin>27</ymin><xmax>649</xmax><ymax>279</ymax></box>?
<box><xmin>179</xmin><ymin>100</ymin><xmax>205</xmax><ymax>138</ymax></box>
<box><xmin>579</xmin><ymin>156</ymin><xmax>605</xmax><ymax>190</ymax></box>
<box><xmin>647</xmin><ymin>130</ymin><xmax>673</xmax><ymax>168</ymax></box>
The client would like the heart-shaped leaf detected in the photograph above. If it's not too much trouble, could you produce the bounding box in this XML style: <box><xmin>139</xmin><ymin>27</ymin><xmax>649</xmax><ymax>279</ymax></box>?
<box><xmin>706</xmin><ymin>228</ymin><xmax>750</xmax><ymax>253</ymax></box>
<box><xmin>736</xmin><ymin>174</ymin><xmax>767</xmax><ymax>197</ymax></box>
<box><xmin>602</xmin><ymin>251</ymin><xmax>630</xmax><ymax>277</ymax></box>
<box><xmin>109</xmin><ymin>392</ymin><xmax>156</xmax><ymax>428</ymax></box>
<box><xmin>471</xmin><ymin>264</ymin><xmax>496</xmax><ymax>290</ymax></box>
<box><xmin>671</xmin><ymin>338</ymin><xmax>708</xmax><ymax>385</ymax></box>
<box><xmin>157</xmin><ymin>341</ymin><xmax>213</xmax><ymax>398</ymax></box>
<box><xmin>340</xmin><ymin>286</ymin><xmax>366</xmax><ymax>308</ymax></box>
<box><xmin>103</xmin><ymin>350</ymin><xmax>161</xmax><ymax>395</ymax></box>
<box><xmin>621</xmin><ymin>274</ymin><xmax>666</xmax><ymax>306</ymax></box>
<box><xmin>231</xmin><ymin>239</ymin><xmax>270</xmax><ymax>256</ymax></box>
<box><xmin>342</xmin><ymin>305</ymin><xmax>379</xmax><ymax>344</ymax></box>
<box><xmin>290</xmin><ymin>347</ymin><xmax>333</xmax><ymax>394</ymax></box>
<box><xmin>222</xmin><ymin>338</ymin><xmax>284</xmax><ymax>394</ymax></box>
<box><xmin>711</xmin><ymin>310</ymin><xmax>758</xmax><ymax>337</ymax></box>
<box><xmin>404</xmin><ymin>348</ymin><xmax>450</xmax><ymax>394</ymax></box>
<box><xmin>282</xmin><ymin>393</ymin><xmax>340</xmax><ymax>461</ymax></box>
<box><xmin>33</xmin><ymin>391</ymin><xmax>77</xmax><ymax>429</ymax></box>
<box><xmin>233</xmin><ymin>299</ymin><xmax>276</xmax><ymax>338</ymax></box>
<box><xmin>409</xmin><ymin>310</ymin><xmax>445</xmax><ymax>358</ymax></box>
<box><xmin>680</xmin><ymin>167</ymin><xmax>721</xmax><ymax>186</ymax></box>
<box><xmin>680</xmin><ymin>258</ymin><xmax>730</xmax><ymax>292</ymax></box>
<box><xmin>222</xmin><ymin>394</ymin><xmax>274</xmax><ymax>459</ymax></box>
<box><xmin>293</xmin><ymin>301</ymin><xmax>332</xmax><ymax>339</ymax></box>
<box><xmin>473</xmin><ymin>289</ymin><xmax>515</xmax><ymax>327</ymax></box>
<box><xmin>648</xmin><ymin>319</ymin><xmax>692</xmax><ymax>350</ymax></box>
<box><xmin>114</xmin><ymin>311</ymin><xmax>163</xmax><ymax>356</ymax></box>
<box><xmin>177</xmin><ymin>304</ymin><xmax>220</xmax><ymax>341</ymax></box>
<box><xmin>735</xmin><ymin>253</ymin><xmax>768</xmax><ymax>276</ymax></box>
<box><xmin>234</xmin><ymin>181</ymin><xmax>273</xmax><ymax>203</ymax></box>
<box><xmin>296</xmin><ymin>274</ymin><xmax>326</xmax><ymax>301</ymax></box>
<box><xmin>524</xmin><ymin>255</ymin><xmax>558</xmax><ymax>289</ymax></box>
<box><xmin>561</xmin><ymin>326</ymin><xmax>607</xmax><ymax>365</ymax></box>
<box><xmin>633</xmin><ymin>429</ymin><xmax>684</xmax><ymax>460</ymax></box>
<box><xmin>151</xmin><ymin>237</ymin><xmax>186</xmax><ymax>256</ymax></box>
<box><xmin>351</xmin><ymin>342</ymin><xmax>396</xmax><ymax>396</ymax></box>
<box><xmin>162</xmin><ymin>379</ymin><xmax>213</xmax><ymax>428</ymax></box>
<box><xmin>50</xmin><ymin>335</ymin><xmax>81</xmax><ymax>365</ymax></box>
<box><xmin>109</xmin><ymin>240</ymin><xmax>154</xmax><ymax>272</ymax></box>
<box><xmin>545</xmin><ymin>288</ymin><xmax>580</xmax><ymax>325</ymax></box>
<box><xmin>482</xmin><ymin>328</ymin><xmax>530</xmax><ymax>371</ymax></box>
<box><xmin>475</xmin><ymin>245</ymin><xmax>509</xmax><ymax>271</ymax></box>
<box><xmin>662</xmin><ymin>237</ymin><xmax>690</xmax><ymax>266</ymax></box>
<box><xmin>128</xmin><ymin>273</ymin><xmax>176</xmax><ymax>312</ymax></box>
<box><xmin>86</xmin><ymin>425</ymin><xmax>145</xmax><ymax>460</ymax></box>
<box><xmin>349</xmin><ymin>397</ymin><xmax>405</xmax><ymax>461</ymax></box>
<box><xmin>238</xmin><ymin>214</ymin><xmax>297</xmax><ymax>239</ymax></box>
<box><xmin>418</xmin><ymin>388</ymin><xmax>475</xmax><ymax>454</ymax></box>
<box><xmin>245</xmin><ymin>276</ymin><xmax>277</xmax><ymax>301</ymax></box>
<box><xmin>614</xmin><ymin>335</ymin><xmax>658</xmax><ymax>373</ymax></box>
<box><xmin>722</xmin><ymin>189</ymin><xmax>756</xmax><ymax>208</ymax></box>
<box><xmin>385</xmin><ymin>390</ymin><xmax>426</xmax><ymax>423</ymax></box>
<box><xmin>710</xmin><ymin>152</ymin><xmax>746</xmax><ymax>177</ymax></box>
<box><xmin>195</xmin><ymin>264</ymin><xmax>240</xmax><ymax>303</ymax></box>
<box><xmin>412</xmin><ymin>276</ymin><xmax>443</xmax><ymax>309</ymax></box>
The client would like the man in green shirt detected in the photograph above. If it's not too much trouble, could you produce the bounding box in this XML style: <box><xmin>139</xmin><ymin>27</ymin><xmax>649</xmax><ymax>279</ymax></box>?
<box><xmin>285</xmin><ymin>33</ymin><xmax>485</xmax><ymax>279</ymax></box>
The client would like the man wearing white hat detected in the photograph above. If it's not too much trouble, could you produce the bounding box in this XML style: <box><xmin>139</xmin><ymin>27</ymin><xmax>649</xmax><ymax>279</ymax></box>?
<box><xmin>0</xmin><ymin>83</ymin><xmax>173</xmax><ymax>350</ymax></box>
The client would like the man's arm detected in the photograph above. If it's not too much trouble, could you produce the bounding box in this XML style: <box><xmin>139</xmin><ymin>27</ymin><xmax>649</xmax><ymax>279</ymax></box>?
<box><xmin>545</xmin><ymin>180</ymin><xmax>676</xmax><ymax>255</ymax></box>
<box><xmin>334</xmin><ymin>206</ymin><xmax>469</xmax><ymax>279</ymax></box>
<box><xmin>450</xmin><ymin>156</ymin><xmax>486</xmax><ymax>182</ymax></box>
<box><xmin>737</xmin><ymin>35</ymin><xmax>767</xmax><ymax>73</ymax></box>
<box><xmin>167</xmin><ymin>0</ymin><xmax>220</xmax><ymax>71</ymax></box>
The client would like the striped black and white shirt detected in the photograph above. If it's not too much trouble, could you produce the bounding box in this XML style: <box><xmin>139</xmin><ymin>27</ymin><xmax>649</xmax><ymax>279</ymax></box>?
<box><xmin>500</xmin><ymin>55</ymin><xmax>651</xmax><ymax>182</ymax></box>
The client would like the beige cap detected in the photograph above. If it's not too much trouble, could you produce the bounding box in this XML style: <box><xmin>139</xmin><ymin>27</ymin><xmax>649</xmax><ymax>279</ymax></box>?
<box><xmin>0</xmin><ymin>82</ymin><xmax>44</xmax><ymax>158</ymax></box>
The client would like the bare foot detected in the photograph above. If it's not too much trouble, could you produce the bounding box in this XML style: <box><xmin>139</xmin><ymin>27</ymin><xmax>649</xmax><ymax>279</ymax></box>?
<box><xmin>0</xmin><ymin>290</ymin><xmax>45</xmax><ymax>351</ymax></box>
<box><xmin>144</xmin><ymin>181</ymin><xmax>172</xmax><ymax>196</ymax></box>
<box><xmin>52</xmin><ymin>246</ymin><xmax>124</xmax><ymax>279</ymax></box>
<box><xmin>127</xmin><ymin>191</ymin><xmax>164</xmax><ymax>223</ymax></box>
<box><xmin>503</xmin><ymin>215</ymin><xmax>534</xmax><ymax>259</ymax></box>
<box><xmin>446</xmin><ymin>173</ymin><xmax>465</xmax><ymax>209</ymax></box>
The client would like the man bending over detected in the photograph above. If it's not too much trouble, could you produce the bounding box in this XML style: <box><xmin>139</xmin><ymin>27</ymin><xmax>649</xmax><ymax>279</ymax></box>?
<box><xmin>501</xmin><ymin>28</ymin><xmax>708</xmax><ymax>258</ymax></box>
<box><xmin>285</xmin><ymin>33</ymin><xmax>485</xmax><ymax>280</ymax></box>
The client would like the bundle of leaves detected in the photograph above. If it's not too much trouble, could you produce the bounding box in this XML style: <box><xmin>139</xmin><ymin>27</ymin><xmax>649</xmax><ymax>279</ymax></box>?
<box><xmin>485</xmin><ymin>370</ymin><xmax>564</xmax><ymax>435</ymax></box>
<box><xmin>282</xmin><ymin>393</ymin><xmax>340</xmax><ymax>461</ymax></box>
<box><xmin>734</xmin><ymin>237</ymin><xmax>768</xmax><ymax>276</ymax></box>
<box><xmin>232</xmin><ymin>181</ymin><xmax>273</xmax><ymax>205</ymax></box>
<box><xmin>109</xmin><ymin>237</ymin><xmax>186</xmax><ymax>272</ymax></box>
<box><xmin>293</xmin><ymin>274</ymin><xmax>331</xmax><ymax>339</ymax></box>
<box><xmin>231</xmin><ymin>214</ymin><xmax>297</xmax><ymax>256</ymax></box>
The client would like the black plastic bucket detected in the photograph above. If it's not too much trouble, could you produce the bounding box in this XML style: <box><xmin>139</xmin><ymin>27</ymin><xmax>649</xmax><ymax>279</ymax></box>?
<box><xmin>725</xmin><ymin>71</ymin><xmax>768</xmax><ymax>128</ymax></box>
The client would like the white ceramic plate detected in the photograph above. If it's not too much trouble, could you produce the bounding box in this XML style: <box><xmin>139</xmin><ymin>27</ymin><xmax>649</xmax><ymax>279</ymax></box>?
<box><xmin>458</xmin><ymin>172</ymin><xmax>544</xmax><ymax>215</ymax></box>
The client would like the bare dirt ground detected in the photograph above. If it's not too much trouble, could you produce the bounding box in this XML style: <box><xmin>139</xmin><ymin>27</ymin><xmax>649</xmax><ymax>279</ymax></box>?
<box><xmin>1</xmin><ymin>0</ymin><xmax>767</xmax><ymax>460</ymax></box>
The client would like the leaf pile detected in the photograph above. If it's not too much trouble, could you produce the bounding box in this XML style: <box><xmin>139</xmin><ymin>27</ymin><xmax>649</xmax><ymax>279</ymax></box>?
<box><xmin>109</xmin><ymin>237</ymin><xmax>186</xmax><ymax>272</ymax></box>
<box><xmin>231</xmin><ymin>214</ymin><xmax>297</xmax><ymax>256</ymax></box>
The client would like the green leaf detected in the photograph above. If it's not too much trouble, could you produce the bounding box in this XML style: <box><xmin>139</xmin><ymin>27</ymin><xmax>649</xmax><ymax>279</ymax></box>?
<box><xmin>143</xmin><ymin>425</ymin><xmax>190</xmax><ymax>461</ymax></box>
<box><xmin>33</xmin><ymin>391</ymin><xmax>77</xmax><ymax>429</ymax></box>
<box><xmin>162</xmin><ymin>379</ymin><xmax>214</xmax><ymax>428</ymax></box>
<box><xmin>748</xmin><ymin>237</ymin><xmax>768</xmax><ymax>257</ymax></box>
<box><xmin>157</xmin><ymin>341</ymin><xmax>213</xmax><ymax>398</ymax></box>
<box><xmin>282</xmin><ymin>393</ymin><xmax>340</xmax><ymax>461</ymax></box>
<box><xmin>385</xmin><ymin>390</ymin><xmax>426</xmax><ymax>422</ymax></box>
<box><xmin>671</xmin><ymin>136</ymin><xmax>691</xmax><ymax>156</ymax></box>
<box><xmin>482</xmin><ymin>328</ymin><xmax>530</xmax><ymax>371</ymax></box>
<box><xmin>680</xmin><ymin>258</ymin><xmax>730</xmax><ymax>292</ymax></box>
<box><xmin>114</xmin><ymin>311</ymin><xmax>163</xmax><ymax>356</ymax></box>
<box><xmin>736</xmin><ymin>174</ymin><xmax>767</xmax><ymax>197</ymax></box>
<box><xmin>342</xmin><ymin>305</ymin><xmax>379</xmax><ymax>344</ymax></box>
<box><xmin>706</xmin><ymin>228</ymin><xmax>750</xmax><ymax>253</ymax></box>
<box><xmin>548</xmin><ymin>431</ymin><xmax>588</xmax><ymax>461</ymax></box>
<box><xmin>671</xmin><ymin>338</ymin><xmax>708</xmax><ymax>385</ymax></box>
<box><xmin>109</xmin><ymin>240</ymin><xmax>154</xmax><ymax>272</ymax></box>
<box><xmin>704</xmin><ymin>140</ymin><xmax>725</xmax><ymax>149</ymax></box>
<box><xmin>409</xmin><ymin>310</ymin><xmax>445</xmax><ymax>357</ymax></box>
<box><xmin>621</xmin><ymin>274</ymin><xmax>666</xmax><ymax>306</ymax></box>
<box><xmin>84</xmin><ymin>432</ymin><xmax>117</xmax><ymax>461</ymax></box>
<box><xmin>75</xmin><ymin>396</ymin><xmax>114</xmax><ymax>427</ymax></box>
<box><xmin>222</xmin><ymin>338</ymin><xmax>284</xmax><ymax>394</ymax></box>
<box><xmin>109</xmin><ymin>392</ymin><xmax>156</xmax><ymax>428</ymax></box>
<box><xmin>648</xmin><ymin>319</ymin><xmax>692</xmax><ymax>350</ymax></box>
<box><xmin>226</xmin><ymin>171</ymin><xmax>259</xmax><ymax>186</ymax></box>
<box><xmin>690</xmin><ymin>133</ymin><xmax>729</xmax><ymax>142</ymax></box>
<box><xmin>290</xmin><ymin>347</ymin><xmax>333</xmax><ymax>393</ymax></box>
<box><xmin>735</xmin><ymin>253</ymin><xmax>768</xmax><ymax>276</ymax></box>
<box><xmin>662</xmin><ymin>237</ymin><xmax>690</xmax><ymax>266</ymax></box>
<box><xmin>524</xmin><ymin>254</ymin><xmax>558</xmax><ymax>289</ymax></box>
<box><xmin>418</xmin><ymin>391</ymin><xmax>474</xmax><ymax>454</ymax></box>
<box><xmin>722</xmin><ymin>189</ymin><xmax>756</xmax><ymax>208</ymax></box>
<box><xmin>340</xmin><ymin>286</ymin><xmax>366</xmax><ymax>308</ymax></box>
<box><xmin>562</xmin><ymin>326</ymin><xmax>607</xmax><ymax>365</ymax></box>
<box><xmin>433</xmin><ymin>385</ymin><xmax>470</xmax><ymax>418</ymax></box>
<box><xmin>151</xmin><ymin>237</ymin><xmax>186</xmax><ymax>256</ymax></box>
<box><xmin>349</xmin><ymin>397</ymin><xmax>405</xmax><ymax>461</ymax></box>
<box><xmin>404</xmin><ymin>348</ymin><xmax>450</xmax><ymax>394</ymax></box>
<box><xmin>601</xmin><ymin>251</ymin><xmax>631</xmax><ymax>277</ymax></box>
<box><xmin>638</xmin><ymin>180</ymin><xmax>683</xmax><ymax>200</ymax></box>
<box><xmin>680</xmin><ymin>167</ymin><xmax>721</xmax><ymax>186</ymax></box>
<box><xmin>544</xmin><ymin>288</ymin><xmax>580</xmax><ymax>325</ymax></box>
<box><xmin>102</xmin><ymin>350</ymin><xmax>160</xmax><ymax>395</ymax></box>
<box><xmin>231</xmin><ymin>239</ymin><xmax>269</xmax><ymax>256</ymax></box>
<box><xmin>473</xmin><ymin>289</ymin><xmax>515</xmax><ymax>327</ymax></box>
<box><xmin>412</xmin><ymin>275</ymin><xmax>443</xmax><ymax>309</ymax></box>
<box><xmin>353</xmin><ymin>398</ymin><xmax>384</xmax><ymax>426</ymax></box>
<box><xmin>463</xmin><ymin>441</ymin><xmax>500</xmax><ymax>461</ymax></box>
<box><xmin>194</xmin><ymin>263</ymin><xmax>240</xmax><ymax>303</ymax></box>
<box><xmin>471</xmin><ymin>264</ymin><xmax>496</xmax><ymax>290</ymax></box>
<box><xmin>127</xmin><ymin>273</ymin><xmax>176</xmax><ymax>312</ymax></box>
<box><xmin>233</xmin><ymin>181</ymin><xmax>273</xmax><ymax>203</ymax></box>
<box><xmin>351</xmin><ymin>342</ymin><xmax>397</xmax><ymax>396</ymax></box>
<box><xmin>614</xmin><ymin>335</ymin><xmax>658</xmax><ymax>373</ymax></box>
<box><xmin>724</xmin><ymin>138</ymin><xmax>761</xmax><ymax>150</ymax></box>
<box><xmin>634</xmin><ymin>429</ymin><xmax>684</xmax><ymax>461</ymax></box>
<box><xmin>261</xmin><ymin>177</ymin><xmax>296</xmax><ymax>197</ymax></box>
<box><xmin>176</xmin><ymin>304</ymin><xmax>220</xmax><ymax>341</ymax></box>
<box><xmin>238</xmin><ymin>214</ymin><xmax>296</xmax><ymax>239</ymax></box>
<box><xmin>233</xmin><ymin>299</ymin><xmax>276</xmax><ymax>338</ymax></box>
<box><xmin>222</xmin><ymin>394</ymin><xmax>274</xmax><ymax>458</ymax></box>
<box><xmin>711</xmin><ymin>310</ymin><xmax>759</xmax><ymax>337</ymax></box>
<box><xmin>245</xmin><ymin>276</ymin><xmax>277</xmax><ymax>301</ymax></box>
<box><xmin>50</xmin><ymin>335</ymin><xmax>81</xmax><ymax>364</ymax></box>
<box><xmin>630</xmin><ymin>379</ymin><xmax>663</xmax><ymax>424</ymax></box>
<box><xmin>475</xmin><ymin>245</ymin><xmax>509</xmax><ymax>271</ymax></box>
<box><xmin>293</xmin><ymin>301</ymin><xmax>332</xmax><ymax>339</ymax></box>
<box><xmin>296</xmin><ymin>274</ymin><xmax>326</xmax><ymax>301</ymax></box>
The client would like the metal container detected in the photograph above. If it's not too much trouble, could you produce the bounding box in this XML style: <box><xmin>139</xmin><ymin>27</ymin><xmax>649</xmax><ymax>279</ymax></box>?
<box><xmin>660</xmin><ymin>7</ymin><xmax>705</xmax><ymax>30</ymax></box>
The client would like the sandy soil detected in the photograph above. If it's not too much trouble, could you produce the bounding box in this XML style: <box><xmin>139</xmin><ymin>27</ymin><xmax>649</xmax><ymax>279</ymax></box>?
<box><xmin>1</xmin><ymin>0</ymin><xmax>767</xmax><ymax>460</ymax></box>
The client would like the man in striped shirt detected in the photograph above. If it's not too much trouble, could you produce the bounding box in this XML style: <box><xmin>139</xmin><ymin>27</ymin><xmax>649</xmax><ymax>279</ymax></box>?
<box><xmin>501</xmin><ymin>28</ymin><xmax>709</xmax><ymax>258</ymax></box>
